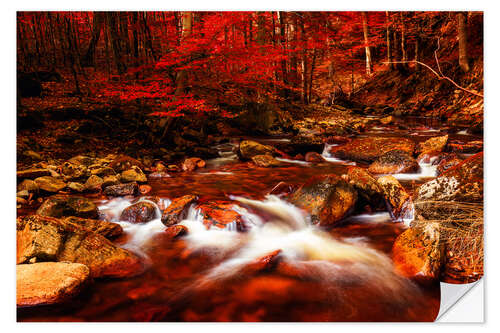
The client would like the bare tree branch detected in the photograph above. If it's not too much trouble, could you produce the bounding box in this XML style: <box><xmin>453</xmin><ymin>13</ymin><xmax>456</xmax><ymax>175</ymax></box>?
<box><xmin>382</xmin><ymin>60</ymin><xmax>483</xmax><ymax>98</ymax></box>
<box><xmin>383</xmin><ymin>38</ymin><xmax>483</xmax><ymax>98</ymax></box>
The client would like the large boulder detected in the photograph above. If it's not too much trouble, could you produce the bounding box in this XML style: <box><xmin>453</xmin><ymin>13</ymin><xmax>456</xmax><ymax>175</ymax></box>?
<box><xmin>120</xmin><ymin>201</ymin><xmax>157</xmax><ymax>223</ymax></box>
<box><xmin>17</xmin><ymin>215</ymin><xmax>142</xmax><ymax>278</ymax></box>
<box><xmin>377</xmin><ymin>176</ymin><xmax>412</xmax><ymax>221</ymax></box>
<box><xmin>368</xmin><ymin>149</ymin><xmax>419</xmax><ymax>174</ymax></box>
<box><xmin>416</xmin><ymin>135</ymin><xmax>448</xmax><ymax>155</ymax></box>
<box><xmin>198</xmin><ymin>201</ymin><xmax>243</xmax><ymax>229</ymax></box>
<box><xmin>329</xmin><ymin>137</ymin><xmax>415</xmax><ymax>163</ymax></box>
<box><xmin>161</xmin><ymin>195</ymin><xmax>198</xmax><ymax>226</ymax></box>
<box><xmin>251</xmin><ymin>154</ymin><xmax>282</xmax><ymax>168</ymax></box>
<box><xmin>238</xmin><ymin>140</ymin><xmax>275</xmax><ymax>160</ymax></box>
<box><xmin>17</xmin><ymin>262</ymin><xmax>90</xmax><ymax>307</ymax></box>
<box><xmin>392</xmin><ymin>222</ymin><xmax>444</xmax><ymax>282</ymax></box>
<box><xmin>34</xmin><ymin>176</ymin><xmax>67</xmax><ymax>193</ymax></box>
<box><xmin>288</xmin><ymin>175</ymin><xmax>357</xmax><ymax>226</ymax></box>
<box><xmin>103</xmin><ymin>182</ymin><xmax>138</xmax><ymax>196</ymax></box>
<box><xmin>415</xmin><ymin>152</ymin><xmax>483</xmax><ymax>204</ymax></box>
<box><xmin>345</xmin><ymin>167</ymin><xmax>385</xmax><ymax>208</ymax></box>
<box><xmin>62</xmin><ymin>216</ymin><xmax>123</xmax><ymax>239</ymax></box>
<box><xmin>36</xmin><ymin>195</ymin><xmax>98</xmax><ymax>219</ymax></box>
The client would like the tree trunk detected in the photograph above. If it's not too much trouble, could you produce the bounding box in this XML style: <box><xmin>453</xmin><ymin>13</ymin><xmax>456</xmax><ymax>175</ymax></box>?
<box><xmin>64</xmin><ymin>17</ymin><xmax>81</xmax><ymax>97</ymax></box>
<box><xmin>400</xmin><ymin>12</ymin><xmax>407</xmax><ymax>62</ymax></box>
<box><xmin>106</xmin><ymin>13</ymin><xmax>126</xmax><ymax>75</ymax></box>
<box><xmin>457</xmin><ymin>12</ymin><xmax>470</xmax><ymax>72</ymax></box>
<box><xmin>174</xmin><ymin>12</ymin><xmax>192</xmax><ymax>96</ymax></box>
<box><xmin>289</xmin><ymin>14</ymin><xmax>298</xmax><ymax>100</ymax></box>
<box><xmin>82</xmin><ymin>12</ymin><xmax>104</xmax><ymax>67</ymax></box>
<box><xmin>308</xmin><ymin>48</ymin><xmax>317</xmax><ymax>104</ymax></box>
<box><xmin>300</xmin><ymin>17</ymin><xmax>308</xmax><ymax>104</ymax></box>
<box><xmin>362</xmin><ymin>12</ymin><xmax>372</xmax><ymax>76</ymax></box>
<box><xmin>256</xmin><ymin>12</ymin><xmax>266</xmax><ymax>46</ymax></box>
<box><xmin>278</xmin><ymin>11</ymin><xmax>288</xmax><ymax>98</ymax></box>
<box><xmin>132</xmin><ymin>12</ymin><xmax>139</xmax><ymax>79</ymax></box>
<box><xmin>385</xmin><ymin>11</ymin><xmax>393</xmax><ymax>69</ymax></box>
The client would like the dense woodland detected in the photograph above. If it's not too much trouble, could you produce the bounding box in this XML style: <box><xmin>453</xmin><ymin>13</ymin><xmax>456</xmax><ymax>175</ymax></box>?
<box><xmin>17</xmin><ymin>12</ymin><xmax>483</xmax><ymax>118</ymax></box>
<box><xmin>16</xmin><ymin>12</ymin><xmax>484</xmax><ymax>322</ymax></box>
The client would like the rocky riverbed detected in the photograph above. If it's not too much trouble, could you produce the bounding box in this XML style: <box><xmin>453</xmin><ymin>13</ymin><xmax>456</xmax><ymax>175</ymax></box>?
<box><xmin>16</xmin><ymin>114</ymin><xmax>483</xmax><ymax>322</ymax></box>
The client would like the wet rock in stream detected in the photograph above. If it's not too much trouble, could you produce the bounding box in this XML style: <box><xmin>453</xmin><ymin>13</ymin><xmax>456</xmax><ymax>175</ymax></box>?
<box><xmin>328</xmin><ymin>136</ymin><xmax>415</xmax><ymax>163</ymax></box>
<box><xmin>304</xmin><ymin>151</ymin><xmax>326</xmax><ymax>163</ymax></box>
<box><xmin>416</xmin><ymin>135</ymin><xmax>448</xmax><ymax>155</ymax></box>
<box><xmin>198</xmin><ymin>201</ymin><xmax>243</xmax><ymax>229</ymax></box>
<box><xmin>120</xmin><ymin>201</ymin><xmax>157</xmax><ymax>223</ymax></box>
<box><xmin>161</xmin><ymin>195</ymin><xmax>198</xmax><ymax>226</ymax></box>
<box><xmin>288</xmin><ymin>175</ymin><xmax>357</xmax><ymax>226</ymax></box>
<box><xmin>368</xmin><ymin>149</ymin><xmax>419</xmax><ymax>174</ymax></box>
<box><xmin>376</xmin><ymin>176</ymin><xmax>412</xmax><ymax>222</ymax></box>
<box><xmin>392</xmin><ymin>222</ymin><xmax>444</xmax><ymax>282</ymax></box>
<box><xmin>345</xmin><ymin>167</ymin><xmax>385</xmax><ymax>209</ymax></box>
<box><xmin>251</xmin><ymin>154</ymin><xmax>282</xmax><ymax>167</ymax></box>
<box><xmin>238</xmin><ymin>140</ymin><xmax>275</xmax><ymax>160</ymax></box>
<box><xmin>415</xmin><ymin>152</ymin><xmax>483</xmax><ymax>206</ymax></box>
<box><xmin>165</xmin><ymin>225</ymin><xmax>188</xmax><ymax>239</ymax></box>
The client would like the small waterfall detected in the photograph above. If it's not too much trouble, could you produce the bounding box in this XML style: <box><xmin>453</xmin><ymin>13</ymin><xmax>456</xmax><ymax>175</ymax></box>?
<box><xmin>387</xmin><ymin>156</ymin><xmax>438</xmax><ymax>181</ymax></box>
<box><xmin>322</xmin><ymin>143</ymin><xmax>356</xmax><ymax>165</ymax></box>
<box><xmin>98</xmin><ymin>197</ymin><xmax>169</xmax><ymax>248</ymax></box>
<box><xmin>206</xmin><ymin>142</ymin><xmax>239</xmax><ymax>167</ymax></box>
<box><xmin>176</xmin><ymin>195</ymin><xmax>416</xmax><ymax>299</ymax></box>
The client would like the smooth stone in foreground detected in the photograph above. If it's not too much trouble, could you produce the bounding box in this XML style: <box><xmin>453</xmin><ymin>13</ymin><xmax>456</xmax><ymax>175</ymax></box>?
<box><xmin>17</xmin><ymin>262</ymin><xmax>90</xmax><ymax>307</ymax></box>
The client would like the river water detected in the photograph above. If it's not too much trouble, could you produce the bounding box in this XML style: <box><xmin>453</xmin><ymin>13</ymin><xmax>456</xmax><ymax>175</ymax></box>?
<box><xmin>17</xmin><ymin>117</ymin><xmax>481</xmax><ymax>322</ymax></box>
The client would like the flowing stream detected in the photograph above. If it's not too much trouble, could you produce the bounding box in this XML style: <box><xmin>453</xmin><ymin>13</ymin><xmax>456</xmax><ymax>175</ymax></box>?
<box><xmin>18</xmin><ymin>117</ymin><xmax>481</xmax><ymax>322</ymax></box>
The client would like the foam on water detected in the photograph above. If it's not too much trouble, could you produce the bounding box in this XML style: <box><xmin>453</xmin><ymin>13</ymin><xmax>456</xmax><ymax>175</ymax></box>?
<box><xmin>98</xmin><ymin>197</ymin><xmax>169</xmax><ymax>248</ymax></box>
<box><xmin>275</xmin><ymin>157</ymin><xmax>310</xmax><ymax>165</ymax></box>
<box><xmin>175</xmin><ymin>195</ymin><xmax>417</xmax><ymax>298</ymax></box>
<box><xmin>388</xmin><ymin>157</ymin><xmax>438</xmax><ymax>181</ymax></box>
<box><xmin>346</xmin><ymin>212</ymin><xmax>393</xmax><ymax>224</ymax></box>
<box><xmin>198</xmin><ymin>171</ymin><xmax>235</xmax><ymax>175</ymax></box>
<box><xmin>97</xmin><ymin>194</ymin><xmax>419</xmax><ymax>304</ymax></box>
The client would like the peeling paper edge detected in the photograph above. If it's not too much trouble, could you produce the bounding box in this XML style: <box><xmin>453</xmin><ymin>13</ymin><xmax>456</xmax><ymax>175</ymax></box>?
<box><xmin>436</xmin><ymin>279</ymin><xmax>484</xmax><ymax>322</ymax></box>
